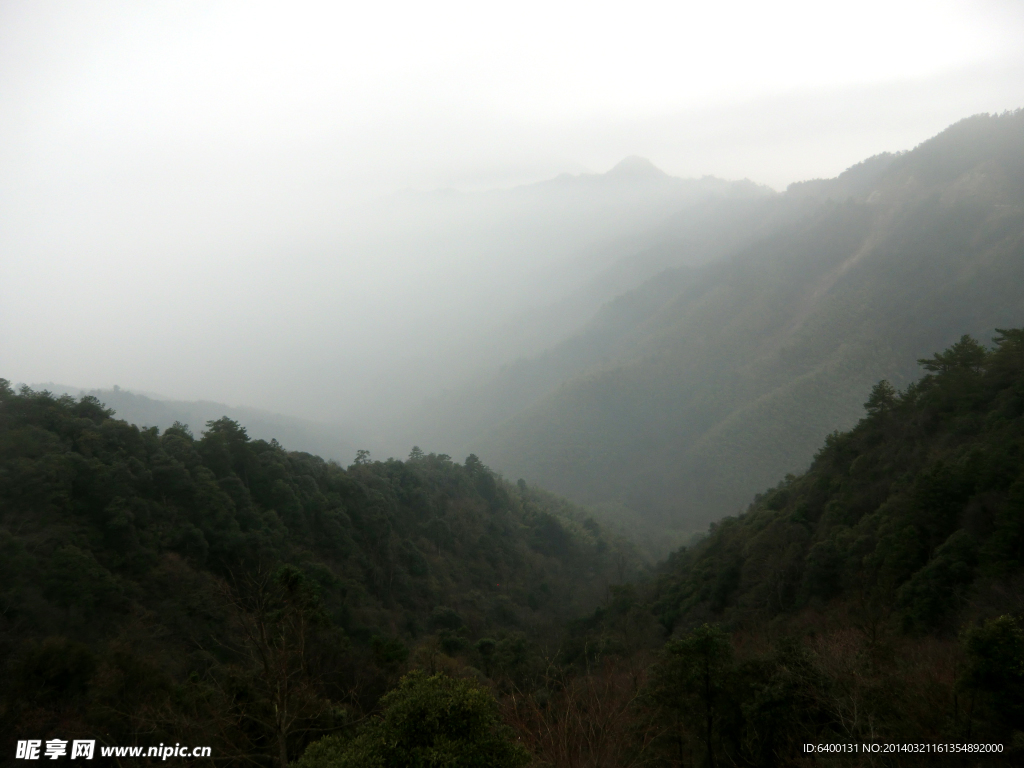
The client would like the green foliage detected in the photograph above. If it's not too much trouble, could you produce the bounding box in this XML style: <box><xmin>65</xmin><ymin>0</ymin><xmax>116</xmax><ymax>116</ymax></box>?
<box><xmin>297</xmin><ymin>671</ymin><xmax>529</xmax><ymax>768</ymax></box>
<box><xmin>918</xmin><ymin>334</ymin><xmax>988</xmax><ymax>374</ymax></box>
<box><xmin>430</xmin><ymin>606</ymin><xmax>465</xmax><ymax>630</ymax></box>
<box><xmin>579</xmin><ymin>330</ymin><xmax>1024</xmax><ymax>763</ymax></box>
<box><xmin>0</xmin><ymin>384</ymin><xmax>643</xmax><ymax>763</ymax></box>
<box><xmin>649</xmin><ymin>624</ymin><xmax>733</xmax><ymax>768</ymax></box>
<box><xmin>959</xmin><ymin>616</ymin><xmax>1024</xmax><ymax>741</ymax></box>
<box><xmin>653</xmin><ymin>330</ymin><xmax>1024</xmax><ymax>633</ymax></box>
<box><xmin>9</xmin><ymin>637</ymin><xmax>97</xmax><ymax>706</ymax></box>
<box><xmin>863</xmin><ymin>379</ymin><xmax>897</xmax><ymax>416</ymax></box>
<box><xmin>371</xmin><ymin>635</ymin><xmax>409</xmax><ymax>668</ymax></box>
<box><xmin>897</xmin><ymin>530</ymin><xmax>977</xmax><ymax>630</ymax></box>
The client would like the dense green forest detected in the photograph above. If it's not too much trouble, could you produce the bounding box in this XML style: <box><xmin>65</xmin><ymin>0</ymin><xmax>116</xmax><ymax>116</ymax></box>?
<box><xmin>3</xmin><ymin>329</ymin><xmax>1024</xmax><ymax>766</ymax></box>
<box><xmin>409</xmin><ymin>111</ymin><xmax>1024</xmax><ymax>544</ymax></box>
<box><xmin>0</xmin><ymin>381</ymin><xmax>642</xmax><ymax>763</ymax></box>
<box><xmin>553</xmin><ymin>330</ymin><xmax>1024</xmax><ymax>766</ymax></box>
<box><xmin>6</xmin><ymin>108</ymin><xmax>1024</xmax><ymax>758</ymax></box>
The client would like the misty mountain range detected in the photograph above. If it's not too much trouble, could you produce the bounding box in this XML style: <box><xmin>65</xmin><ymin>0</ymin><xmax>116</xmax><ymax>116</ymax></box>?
<box><xmin>316</xmin><ymin>156</ymin><xmax>773</xmax><ymax>421</ymax></box>
<box><xmin>27</xmin><ymin>111</ymin><xmax>1024</xmax><ymax>552</ymax></box>
<box><xmin>7</xmin><ymin>6</ymin><xmax>1024</xmax><ymax>763</ymax></box>
<box><xmin>25</xmin><ymin>156</ymin><xmax>774</xmax><ymax>461</ymax></box>
<box><xmin>394</xmin><ymin>111</ymin><xmax>1024</xmax><ymax>544</ymax></box>
<box><xmin>6</xmin><ymin>109</ymin><xmax>1024</xmax><ymax>764</ymax></box>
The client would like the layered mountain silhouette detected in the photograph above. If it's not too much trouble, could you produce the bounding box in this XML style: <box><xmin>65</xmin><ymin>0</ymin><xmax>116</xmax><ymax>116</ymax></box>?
<box><xmin>33</xmin><ymin>384</ymin><xmax>366</xmax><ymax>465</ymax></box>
<box><xmin>603</xmin><ymin>155</ymin><xmax>671</xmax><ymax>180</ymax></box>
<box><xmin>287</xmin><ymin>157</ymin><xmax>773</xmax><ymax>427</ymax></box>
<box><xmin>405</xmin><ymin>111</ymin><xmax>1024</xmax><ymax>541</ymax></box>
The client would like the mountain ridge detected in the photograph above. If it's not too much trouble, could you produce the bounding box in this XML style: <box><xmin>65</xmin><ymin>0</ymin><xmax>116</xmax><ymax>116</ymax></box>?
<box><xmin>28</xmin><ymin>383</ymin><xmax>367</xmax><ymax>465</ymax></box>
<box><xmin>440</xmin><ymin>111</ymin><xmax>1024</xmax><ymax>539</ymax></box>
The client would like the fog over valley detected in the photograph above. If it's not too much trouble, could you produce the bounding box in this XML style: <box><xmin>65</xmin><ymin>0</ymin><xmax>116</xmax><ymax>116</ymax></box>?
<box><xmin>4</xmin><ymin>2</ymin><xmax>1023</xmax><ymax>434</ymax></box>
<box><xmin>5</xmin><ymin>3</ymin><xmax>1024</xmax><ymax>764</ymax></box>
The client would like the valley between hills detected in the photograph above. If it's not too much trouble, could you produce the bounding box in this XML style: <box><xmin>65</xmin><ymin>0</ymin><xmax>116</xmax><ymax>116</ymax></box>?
<box><xmin>3</xmin><ymin>111</ymin><xmax>1024</xmax><ymax>766</ymax></box>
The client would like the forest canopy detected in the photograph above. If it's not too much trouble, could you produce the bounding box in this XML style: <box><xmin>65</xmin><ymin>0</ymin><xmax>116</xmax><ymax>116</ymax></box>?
<box><xmin>0</xmin><ymin>380</ymin><xmax>640</xmax><ymax>763</ymax></box>
<box><xmin>2</xmin><ymin>328</ymin><xmax>1023</xmax><ymax>765</ymax></box>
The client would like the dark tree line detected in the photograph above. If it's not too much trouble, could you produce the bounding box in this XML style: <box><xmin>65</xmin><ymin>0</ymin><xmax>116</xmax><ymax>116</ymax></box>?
<box><xmin>542</xmin><ymin>330</ymin><xmax>1024</xmax><ymax>766</ymax></box>
<box><xmin>3</xmin><ymin>327</ymin><xmax>1024</xmax><ymax>766</ymax></box>
<box><xmin>0</xmin><ymin>381</ymin><xmax>641</xmax><ymax>765</ymax></box>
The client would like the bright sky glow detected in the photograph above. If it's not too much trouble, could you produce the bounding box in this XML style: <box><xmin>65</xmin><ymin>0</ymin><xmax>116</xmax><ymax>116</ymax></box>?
<box><xmin>1</xmin><ymin>0</ymin><xmax>1023</xmax><ymax>421</ymax></box>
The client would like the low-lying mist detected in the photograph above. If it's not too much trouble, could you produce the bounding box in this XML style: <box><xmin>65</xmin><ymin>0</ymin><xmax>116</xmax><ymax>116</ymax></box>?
<box><xmin>16</xmin><ymin>160</ymin><xmax>771</xmax><ymax>442</ymax></box>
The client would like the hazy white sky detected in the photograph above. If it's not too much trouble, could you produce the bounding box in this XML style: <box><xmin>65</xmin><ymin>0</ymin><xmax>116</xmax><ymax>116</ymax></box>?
<box><xmin>3</xmin><ymin>1</ymin><xmax>1023</xmax><ymax>191</ymax></box>
<box><xmin>2</xmin><ymin>0</ymin><xmax>1023</xmax><ymax>415</ymax></box>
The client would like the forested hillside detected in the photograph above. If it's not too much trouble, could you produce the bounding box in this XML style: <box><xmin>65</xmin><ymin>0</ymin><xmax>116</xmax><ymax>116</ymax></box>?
<box><xmin>3</xmin><ymin>331</ymin><xmax>1023</xmax><ymax>767</ymax></box>
<box><xmin>0</xmin><ymin>382</ymin><xmax>642</xmax><ymax>762</ymax></box>
<box><xmin>7</xmin><ymin>5</ymin><xmax>1024</xmax><ymax>765</ymax></box>
<box><xmin>452</xmin><ymin>111</ymin><xmax>1024</xmax><ymax>539</ymax></box>
<box><xmin>545</xmin><ymin>330</ymin><xmax>1024</xmax><ymax>766</ymax></box>
<box><xmin>653</xmin><ymin>330</ymin><xmax>1024</xmax><ymax>636</ymax></box>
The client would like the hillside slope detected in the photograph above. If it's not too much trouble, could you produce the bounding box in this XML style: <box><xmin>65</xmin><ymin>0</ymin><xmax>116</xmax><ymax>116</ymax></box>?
<box><xmin>472</xmin><ymin>111</ymin><xmax>1024</xmax><ymax>535</ymax></box>
<box><xmin>554</xmin><ymin>331</ymin><xmax>1024</xmax><ymax>764</ymax></box>
<box><xmin>0</xmin><ymin>383</ymin><xmax>641</xmax><ymax>761</ymax></box>
<box><xmin>34</xmin><ymin>383</ymin><xmax>367</xmax><ymax>466</ymax></box>
<box><xmin>266</xmin><ymin>158</ymin><xmax>773</xmax><ymax>429</ymax></box>
<box><xmin>654</xmin><ymin>329</ymin><xmax>1024</xmax><ymax>633</ymax></box>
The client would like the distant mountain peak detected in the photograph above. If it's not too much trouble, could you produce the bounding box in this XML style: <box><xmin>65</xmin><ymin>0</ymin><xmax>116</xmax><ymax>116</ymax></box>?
<box><xmin>605</xmin><ymin>156</ymin><xmax>669</xmax><ymax>180</ymax></box>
